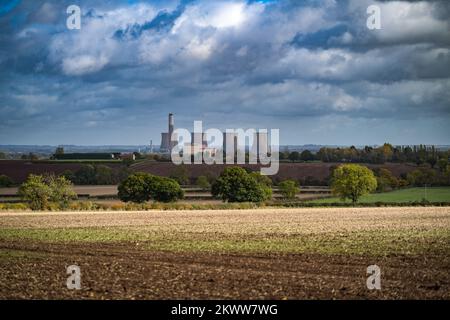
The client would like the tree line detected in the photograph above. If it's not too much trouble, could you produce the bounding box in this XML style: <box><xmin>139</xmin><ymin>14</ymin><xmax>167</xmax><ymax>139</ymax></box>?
<box><xmin>14</xmin><ymin>164</ymin><xmax>380</xmax><ymax>209</ymax></box>
<box><xmin>281</xmin><ymin>144</ymin><xmax>449</xmax><ymax>166</ymax></box>
<box><xmin>61</xmin><ymin>165</ymin><xmax>130</xmax><ymax>185</ymax></box>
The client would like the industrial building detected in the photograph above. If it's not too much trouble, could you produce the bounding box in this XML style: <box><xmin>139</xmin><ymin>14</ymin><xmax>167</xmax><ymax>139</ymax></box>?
<box><xmin>159</xmin><ymin>113</ymin><xmax>269</xmax><ymax>160</ymax></box>
<box><xmin>160</xmin><ymin>113</ymin><xmax>176</xmax><ymax>152</ymax></box>
<box><xmin>160</xmin><ymin>113</ymin><xmax>208</xmax><ymax>154</ymax></box>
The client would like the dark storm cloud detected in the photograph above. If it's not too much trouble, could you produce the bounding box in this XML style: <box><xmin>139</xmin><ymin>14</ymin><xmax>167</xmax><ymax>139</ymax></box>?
<box><xmin>0</xmin><ymin>0</ymin><xmax>449</xmax><ymax>145</ymax></box>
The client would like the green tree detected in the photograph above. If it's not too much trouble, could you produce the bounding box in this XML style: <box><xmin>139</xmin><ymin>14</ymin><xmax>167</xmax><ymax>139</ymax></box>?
<box><xmin>441</xmin><ymin>170</ymin><xmax>450</xmax><ymax>186</ymax></box>
<box><xmin>407</xmin><ymin>168</ymin><xmax>437</xmax><ymax>186</ymax></box>
<box><xmin>18</xmin><ymin>175</ymin><xmax>52</xmax><ymax>210</ymax></box>
<box><xmin>211</xmin><ymin>167</ymin><xmax>271</xmax><ymax>202</ymax></box>
<box><xmin>375</xmin><ymin>168</ymin><xmax>399</xmax><ymax>192</ymax></box>
<box><xmin>118</xmin><ymin>173</ymin><xmax>184</xmax><ymax>203</ymax></box>
<box><xmin>55</xmin><ymin>147</ymin><xmax>64</xmax><ymax>155</ymax></box>
<box><xmin>331</xmin><ymin>164</ymin><xmax>377</xmax><ymax>204</ymax></box>
<box><xmin>379</xmin><ymin>143</ymin><xmax>394</xmax><ymax>162</ymax></box>
<box><xmin>278</xmin><ymin>151</ymin><xmax>288</xmax><ymax>161</ymax></box>
<box><xmin>46</xmin><ymin>175</ymin><xmax>77</xmax><ymax>209</ymax></box>
<box><xmin>250</xmin><ymin>171</ymin><xmax>272</xmax><ymax>186</ymax></box>
<box><xmin>300</xmin><ymin>150</ymin><xmax>315</xmax><ymax>161</ymax></box>
<box><xmin>21</xmin><ymin>153</ymin><xmax>38</xmax><ymax>160</ymax></box>
<box><xmin>278</xmin><ymin>180</ymin><xmax>300</xmax><ymax>200</ymax></box>
<box><xmin>94</xmin><ymin>165</ymin><xmax>114</xmax><ymax>185</ymax></box>
<box><xmin>437</xmin><ymin>158</ymin><xmax>448</xmax><ymax>173</ymax></box>
<box><xmin>288</xmin><ymin>151</ymin><xmax>300</xmax><ymax>162</ymax></box>
<box><xmin>118</xmin><ymin>173</ymin><xmax>152</xmax><ymax>203</ymax></box>
<box><xmin>196</xmin><ymin>175</ymin><xmax>211</xmax><ymax>191</ymax></box>
<box><xmin>250</xmin><ymin>171</ymin><xmax>273</xmax><ymax>200</ymax></box>
<box><xmin>73</xmin><ymin>165</ymin><xmax>96</xmax><ymax>185</ymax></box>
<box><xmin>151</xmin><ymin>177</ymin><xmax>184</xmax><ymax>202</ymax></box>
<box><xmin>0</xmin><ymin>174</ymin><xmax>14</xmax><ymax>187</ymax></box>
<box><xmin>115</xmin><ymin>166</ymin><xmax>131</xmax><ymax>184</ymax></box>
<box><xmin>427</xmin><ymin>156</ymin><xmax>438</xmax><ymax>169</ymax></box>
<box><xmin>0</xmin><ymin>152</ymin><xmax>6</xmax><ymax>159</ymax></box>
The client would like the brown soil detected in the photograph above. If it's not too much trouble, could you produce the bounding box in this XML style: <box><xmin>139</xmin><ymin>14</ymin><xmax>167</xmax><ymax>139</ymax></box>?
<box><xmin>0</xmin><ymin>240</ymin><xmax>448</xmax><ymax>300</ymax></box>
<box><xmin>1</xmin><ymin>208</ymin><xmax>448</xmax><ymax>300</ymax></box>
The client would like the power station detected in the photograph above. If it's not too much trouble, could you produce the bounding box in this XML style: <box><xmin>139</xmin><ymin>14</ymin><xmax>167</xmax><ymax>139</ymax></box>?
<box><xmin>160</xmin><ymin>113</ymin><xmax>176</xmax><ymax>152</ymax></box>
<box><xmin>159</xmin><ymin>113</ymin><xmax>269</xmax><ymax>157</ymax></box>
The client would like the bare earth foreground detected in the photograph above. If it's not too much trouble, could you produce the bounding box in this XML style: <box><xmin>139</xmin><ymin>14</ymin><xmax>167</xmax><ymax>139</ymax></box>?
<box><xmin>0</xmin><ymin>207</ymin><xmax>449</xmax><ymax>299</ymax></box>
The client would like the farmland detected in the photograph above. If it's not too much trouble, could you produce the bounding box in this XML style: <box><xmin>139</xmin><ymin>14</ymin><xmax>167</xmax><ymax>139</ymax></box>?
<box><xmin>308</xmin><ymin>187</ymin><xmax>450</xmax><ymax>204</ymax></box>
<box><xmin>0</xmin><ymin>207</ymin><xmax>449</xmax><ymax>299</ymax></box>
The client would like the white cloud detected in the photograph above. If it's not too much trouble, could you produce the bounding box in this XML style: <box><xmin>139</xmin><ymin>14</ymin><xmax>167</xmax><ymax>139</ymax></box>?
<box><xmin>349</xmin><ymin>0</ymin><xmax>450</xmax><ymax>45</ymax></box>
<box><xmin>62</xmin><ymin>54</ymin><xmax>109</xmax><ymax>76</ymax></box>
<box><xmin>178</xmin><ymin>2</ymin><xmax>250</xmax><ymax>29</ymax></box>
<box><xmin>49</xmin><ymin>3</ymin><xmax>159</xmax><ymax>75</ymax></box>
<box><xmin>376</xmin><ymin>1</ymin><xmax>450</xmax><ymax>44</ymax></box>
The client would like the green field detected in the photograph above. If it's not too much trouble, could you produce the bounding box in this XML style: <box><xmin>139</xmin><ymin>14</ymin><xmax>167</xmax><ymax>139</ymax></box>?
<box><xmin>308</xmin><ymin>187</ymin><xmax>450</xmax><ymax>204</ymax></box>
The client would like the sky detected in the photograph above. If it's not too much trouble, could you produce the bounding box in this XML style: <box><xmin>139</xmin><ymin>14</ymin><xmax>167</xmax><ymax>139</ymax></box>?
<box><xmin>0</xmin><ymin>0</ymin><xmax>449</xmax><ymax>146</ymax></box>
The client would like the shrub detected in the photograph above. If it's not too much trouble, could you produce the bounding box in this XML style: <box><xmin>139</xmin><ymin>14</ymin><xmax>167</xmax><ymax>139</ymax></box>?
<box><xmin>18</xmin><ymin>175</ymin><xmax>52</xmax><ymax>210</ymax></box>
<box><xmin>279</xmin><ymin>180</ymin><xmax>300</xmax><ymax>200</ymax></box>
<box><xmin>211</xmin><ymin>167</ymin><xmax>272</xmax><ymax>202</ymax></box>
<box><xmin>46</xmin><ymin>175</ymin><xmax>77</xmax><ymax>209</ymax></box>
<box><xmin>0</xmin><ymin>203</ymin><xmax>30</xmax><ymax>211</ymax></box>
<box><xmin>69</xmin><ymin>201</ymin><xmax>96</xmax><ymax>211</ymax></box>
<box><xmin>18</xmin><ymin>174</ymin><xmax>77</xmax><ymax>210</ymax></box>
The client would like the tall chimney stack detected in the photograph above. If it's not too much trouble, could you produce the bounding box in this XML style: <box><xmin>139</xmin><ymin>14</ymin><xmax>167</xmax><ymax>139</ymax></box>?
<box><xmin>168</xmin><ymin>113</ymin><xmax>174</xmax><ymax>150</ymax></box>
